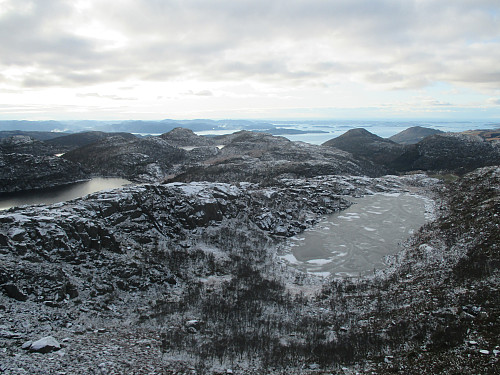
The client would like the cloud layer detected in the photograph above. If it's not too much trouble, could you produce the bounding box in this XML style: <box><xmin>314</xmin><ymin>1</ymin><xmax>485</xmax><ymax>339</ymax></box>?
<box><xmin>0</xmin><ymin>0</ymin><xmax>499</xmax><ymax>118</ymax></box>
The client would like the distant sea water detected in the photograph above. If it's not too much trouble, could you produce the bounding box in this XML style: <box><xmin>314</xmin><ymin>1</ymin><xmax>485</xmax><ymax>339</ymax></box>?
<box><xmin>272</xmin><ymin>120</ymin><xmax>500</xmax><ymax>144</ymax></box>
<box><xmin>197</xmin><ymin>120</ymin><xmax>500</xmax><ymax>145</ymax></box>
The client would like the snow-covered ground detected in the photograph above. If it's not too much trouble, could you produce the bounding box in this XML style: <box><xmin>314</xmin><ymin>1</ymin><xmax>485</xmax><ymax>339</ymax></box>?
<box><xmin>1</xmin><ymin>169</ymin><xmax>498</xmax><ymax>374</ymax></box>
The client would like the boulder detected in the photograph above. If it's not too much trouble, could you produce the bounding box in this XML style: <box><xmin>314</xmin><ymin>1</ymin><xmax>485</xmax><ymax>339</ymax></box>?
<box><xmin>2</xmin><ymin>283</ymin><xmax>28</xmax><ymax>301</ymax></box>
<box><xmin>25</xmin><ymin>336</ymin><xmax>61</xmax><ymax>353</ymax></box>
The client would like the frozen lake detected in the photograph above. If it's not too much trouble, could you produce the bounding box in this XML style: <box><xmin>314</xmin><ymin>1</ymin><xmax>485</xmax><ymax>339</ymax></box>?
<box><xmin>0</xmin><ymin>177</ymin><xmax>132</xmax><ymax>210</ymax></box>
<box><xmin>280</xmin><ymin>193</ymin><xmax>431</xmax><ymax>277</ymax></box>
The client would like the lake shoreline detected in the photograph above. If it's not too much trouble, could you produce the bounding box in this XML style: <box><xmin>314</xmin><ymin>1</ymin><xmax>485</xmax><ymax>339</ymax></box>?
<box><xmin>0</xmin><ymin>177</ymin><xmax>133</xmax><ymax>210</ymax></box>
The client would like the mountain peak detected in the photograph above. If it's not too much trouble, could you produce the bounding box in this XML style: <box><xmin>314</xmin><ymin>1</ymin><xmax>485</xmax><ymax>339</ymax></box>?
<box><xmin>389</xmin><ymin>126</ymin><xmax>444</xmax><ymax>144</ymax></box>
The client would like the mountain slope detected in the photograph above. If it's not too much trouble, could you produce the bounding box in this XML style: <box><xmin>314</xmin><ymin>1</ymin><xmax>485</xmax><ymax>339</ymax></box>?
<box><xmin>170</xmin><ymin>130</ymin><xmax>387</xmax><ymax>183</ymax></box>
<box><xmin>0</xmin><ymin>130</ymin><xmax>64</xmax><ymax>141</ymax></box>
<box><xmin>323</xmin><ymin>128</ymin><xmax>500</xmax><ymax>175</ymax></box>
<box><xmin>322</xmin><ymin>128</ymin><xmax>407</xmax><ymax>168</ymax></box>
<box><xmin>403</xmin><ymin>133</ymin><xmax>500</xmax><ymax>174</ymax></box>
<box><xmin>63</xmin><ymin>136</ymin><xmax>187</xmax><ymax>182</ymax></box>
<box><xmin>0</xmin><ymin>135</ymin><xmax>56</xmax><ymax>156</ymax></box>
<box><xmin>0</xmin><ymin>136</ymin><xmax>89</xmax><ymax>193</ymax></box>
<box><xmin>389</xmin><ymin>126</ymin><xmax>444</xmax><ymax>144</ymax></box>
<box><xmin>159</xmin><ymin>127</ymin><xmax>215</xmax><ymax>147</ymax></box>
<box><xmin>46</xmin><ymin>131</ymin><xmax>137</xmax><ymax>153</ymax></box>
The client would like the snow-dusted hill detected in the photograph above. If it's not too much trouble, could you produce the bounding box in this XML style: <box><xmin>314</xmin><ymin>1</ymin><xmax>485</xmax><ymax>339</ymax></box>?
<box><xmin>1</xmin><ymin>168</ymin><xmax>498</xmax><ymax>374</ymax></box>
<box><xmin>2</xmin><ymin>128</ymin><xmax>499</xmax><ymax>194</ymax></box>
<box><xmin>0</xmin><ymin>136</ymin><xmax>89</xmax><ymax>193</ymax></box>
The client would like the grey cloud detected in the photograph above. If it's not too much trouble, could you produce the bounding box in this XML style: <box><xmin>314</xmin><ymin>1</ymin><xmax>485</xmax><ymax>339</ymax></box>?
<box><xmin>76</xmin><ymin>93</ymin><xmax>137</xmax><ymax>101</ymax></box>
<box><xmin>181</xmin><ymin>90</ymin><xmax>213</xmax><ymax>97</ymax></box>
<box><xmin>213</xmin><ymin>60</ymin><xmax>315</xmax><ymax>81</ymax></box>
<box><xmin>0</xmin><ymin>0</ymin><xmax>499</xmax><ymax>92</ymax></box>
<box><xmin>193</xmin><ymin>90</ymin><xmax>213</xmax><ymax>96</ymax></box>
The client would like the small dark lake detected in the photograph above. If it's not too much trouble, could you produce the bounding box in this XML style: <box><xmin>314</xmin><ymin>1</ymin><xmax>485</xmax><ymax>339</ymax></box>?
<box><xmin>0</xmin><ymin>178</ymin><xmax>132</xmax><ymax>210</ymax></box>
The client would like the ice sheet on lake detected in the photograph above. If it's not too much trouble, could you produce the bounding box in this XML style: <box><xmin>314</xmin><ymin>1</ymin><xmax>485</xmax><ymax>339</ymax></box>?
<box><xmin>280</xmin><ymin>193</ymin><xmax>430</xmax><ymax>277</ymax></box>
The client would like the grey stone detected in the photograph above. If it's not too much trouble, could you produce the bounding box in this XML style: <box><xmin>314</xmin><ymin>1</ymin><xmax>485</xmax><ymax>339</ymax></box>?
<box><xmin>2</xmin><ymin>284</ymin><xmax>28</xmax><ymax>301</ymax></box>
<box><xmin>28</xmin><ymin>336</ymin><xmax>61</xmax><ymax>353</ymax></box>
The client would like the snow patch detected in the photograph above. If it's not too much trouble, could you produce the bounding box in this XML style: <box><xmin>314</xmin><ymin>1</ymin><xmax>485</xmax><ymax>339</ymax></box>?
<box><xmin>280</xmin><ymin>253</ymin><xmax>299</xmax><ymax>264</ymax></box>
<box><xmin>306</xmin><ymin>258</ymin><xmax>331</xmax><ymax>265</ymax></box>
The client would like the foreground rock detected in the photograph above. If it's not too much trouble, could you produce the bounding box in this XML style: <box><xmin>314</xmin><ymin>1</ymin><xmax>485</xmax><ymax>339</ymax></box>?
<box><xmin>0</xmin><ymin>173</ymin><xmax>435</xmax><ymax>373</ymax></box>
<box><xmin>23</xmin><ymin>336</ymin><xmax>61</xmax><ymax>353</ymax></box>
<box><xmin>0</xmin><ymin>168</ymin><xmax>498</xmax><ymax>374</ymax></box>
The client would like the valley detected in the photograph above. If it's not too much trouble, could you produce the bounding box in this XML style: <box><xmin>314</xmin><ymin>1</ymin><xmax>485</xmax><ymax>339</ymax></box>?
<box><xmin>0</xmin><ymin>125</ymin><xmax>498</xmax><ymax>374</ymax></box>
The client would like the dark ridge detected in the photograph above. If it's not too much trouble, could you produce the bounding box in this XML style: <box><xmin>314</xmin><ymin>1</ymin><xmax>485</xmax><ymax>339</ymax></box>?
<box><xmin>0</xmin><ymin>130</ymin><xmax>65</xmax><ymax>141</ymax></box>
<box><xmin>322</xmin><ymin>128</ymin><xmax>406</xmax><ymax>168</ymax></box>
<box><xmin>323</xmin><ymin>128</ymin><xmax>500</xmax><ymax>175</ymax></box>
<box><xmin>46</xmin><ymin>131</ymin><xmax>137</xmax><ymax>152</ymax></box>
<box><xmin>389</xmin><ymin>126</ymin><xmax>444</xmax><ymax>144</ymax></box>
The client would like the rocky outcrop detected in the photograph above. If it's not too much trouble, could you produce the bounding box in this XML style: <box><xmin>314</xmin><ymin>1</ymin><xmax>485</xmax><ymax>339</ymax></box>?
<box><xmin>63</xmin><ymin>136</ymin><xmax>187</xmax><ymax>182</ymax></box>
<box><xmin>0</xmin><ymin>136</ymin><xmax>90</xmax><ymax>193</ymax></box>
<box><xmin>170</xmin><ymin>131</ymin><xmax>386</xmax><ymax>183</ymax></box>
<box><xmin>460</xmin><ymin>128</ymin><xmax>500</xmax><ymax>142</ymax></box>
<box><xmin>0</xmin><ymin>153</ymin><xmax>90</xmax><ymax>194</ymax></box>
<box><xmin>23</xmin><ymin>336</ymin><xmax>61</xmax><ymax>353</ymax></box>
<box><xmin>0</xmin><ymin>135</ymin><xmax>56</xmax><ymax>156</ymax></box>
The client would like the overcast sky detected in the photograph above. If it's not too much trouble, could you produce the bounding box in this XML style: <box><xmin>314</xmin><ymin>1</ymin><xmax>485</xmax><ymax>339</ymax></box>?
<box><xmin>0</xmin><ymin>0</ymin><xmax>499</xmax><ymax>120</ymax></box>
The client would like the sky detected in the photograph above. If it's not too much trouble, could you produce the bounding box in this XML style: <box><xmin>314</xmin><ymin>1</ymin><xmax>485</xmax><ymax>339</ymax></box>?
<box><xmin>0</xmin><ymin>0</ymin><xmax>499</xmax><ymax>121</ymax></box>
